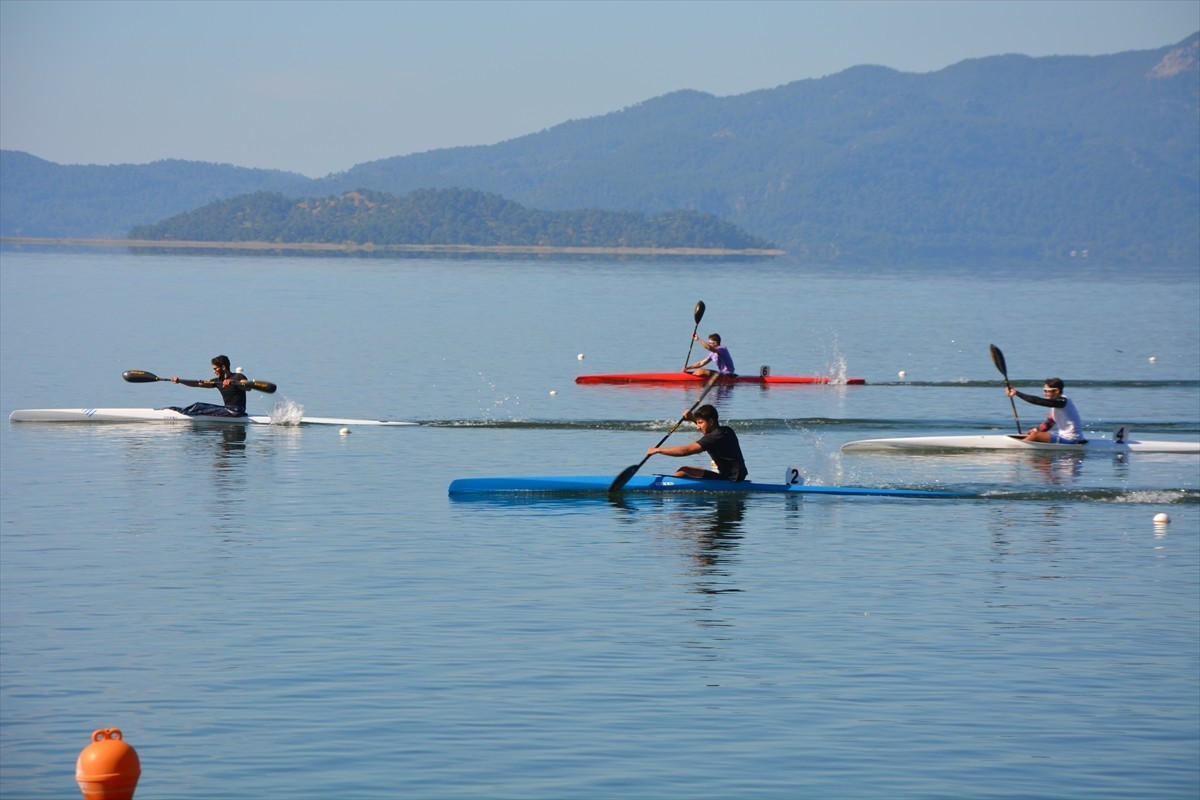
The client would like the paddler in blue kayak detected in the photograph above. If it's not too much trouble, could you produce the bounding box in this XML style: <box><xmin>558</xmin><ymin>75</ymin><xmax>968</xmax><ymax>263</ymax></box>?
<box><xmin>168</xmin><ymin>355</ymin><xmax>251</xmax><ymax>417</ymax></box>
<box><xmin>1006</xmin><ymin>377</ymin><xmax>1086</xmax><ymax>444</ymax></box>
<box><xmin>685</xmin><ymin>332</ymin><xmax>735</xmax><ymax>377</ymax></box>
<box><xmin>647</xmin><ymin>404</ymin><xmax>748</xmax><ymax>481</ymax></box>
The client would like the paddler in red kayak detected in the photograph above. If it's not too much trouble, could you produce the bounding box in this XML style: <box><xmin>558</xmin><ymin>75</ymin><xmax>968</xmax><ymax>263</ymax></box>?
<box><xmin>684</xmin><ymin>332</ymin><xmax>736</xmax><ymax>377</ymax></box>
<box><xmin>646</xmin><ymin>403</ymin><xmax>748</xmax><ymax>481</ymax></box>
<box><xmin>168</xmin><ymin>355</ymin><xmax>252</xmax><ymax>417</ymax></box>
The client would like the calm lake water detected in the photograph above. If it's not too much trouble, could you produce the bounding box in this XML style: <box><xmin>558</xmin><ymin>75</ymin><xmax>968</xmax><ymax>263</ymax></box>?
<box><xmin>1</xmin><ymin>249</ymin><xmax>1197</xmax><ymax>799</ymax></box>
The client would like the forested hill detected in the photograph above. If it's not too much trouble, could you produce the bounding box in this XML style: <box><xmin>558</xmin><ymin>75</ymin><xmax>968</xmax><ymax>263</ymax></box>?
<box><xmin>127</xmin><ymin>188</ymin><xmax>775</xmax><ymax>251</ymax></box>
<box><xmin>3</xmin><ymin>34</ymin><xmax>1197</xmax><ymax>265</ymax></box>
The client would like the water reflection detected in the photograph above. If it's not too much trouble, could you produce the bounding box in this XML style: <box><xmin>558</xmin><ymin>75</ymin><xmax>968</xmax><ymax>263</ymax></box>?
<box><xmin>648</xmin><ymin>497</ymin><xmax>747</xmax><ymax>595</ymax></box>
<box><xmin>176</xmin><ymin>424</ymin><xmax>248</xmax><ymax>466</ymax></box>
<box><xmin>1026</xmin><ymin>452</ymin><xmax>1083</xmax><ymax>485</ymax></box>
<box><xmin>689</xmin><ymin>497</ymin><xmax>746</xmax><ymax>575</ymax></box>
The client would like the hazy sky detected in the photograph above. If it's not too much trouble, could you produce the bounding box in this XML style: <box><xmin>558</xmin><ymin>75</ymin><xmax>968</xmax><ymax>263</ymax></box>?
<box><xmin>2</xmin><ymin>0</ymin><xmax>1196</xmax><ymax>177</ymax></box>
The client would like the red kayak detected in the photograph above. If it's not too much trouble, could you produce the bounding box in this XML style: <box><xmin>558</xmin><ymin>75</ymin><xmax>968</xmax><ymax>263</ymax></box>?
<box><xmin>575</xmin><ymin>371</ymin><xmax>865</xmax><ymax>385</ymax></box>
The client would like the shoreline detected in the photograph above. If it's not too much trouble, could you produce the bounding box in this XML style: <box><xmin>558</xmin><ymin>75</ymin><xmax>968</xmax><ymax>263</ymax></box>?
<box><xmin>0</xmin><ymin>237</ymin><xmax>784</xmax><ymax>257</ymax></box>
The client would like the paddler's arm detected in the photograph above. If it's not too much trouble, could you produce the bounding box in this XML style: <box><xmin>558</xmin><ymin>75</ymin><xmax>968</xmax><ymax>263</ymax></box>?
<box><xmin>1007</xmin><ymin>387</ymin><xmax>1065</xmax><ymax>409</ymax></box>
<box><xmin>685</xmin><ymin>349</ymin><xmax>712</xmax><ymax>372</ymax></box>
<box><xmin>1006</xmin><ymin>387</ymin><xmax>1058</xmax><ymax>434</ymax></box>
<box><xmin>172</xmin><ymin>377</ymin><xmax>215</xmax><ymax>388</ymax></box>
<box><xmin>648</xmin><ymin>441</ymin><xmax>704</xmax><ymax>458</ymax></box>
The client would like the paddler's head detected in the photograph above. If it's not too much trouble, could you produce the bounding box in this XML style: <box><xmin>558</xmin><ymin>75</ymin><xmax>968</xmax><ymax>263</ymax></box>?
<box><xmin>707</xmin><ymin>333</ymin><xmax>722</xmax><ymax>346</ymax></box>
<box><xmin>1043</xmin><ymin>377</ymin><xmax>1064</xmax><ymax>396</ymax></box>
<box><xmin>691</xmin><ymin>404</ymin><xmax>719</xmax><ymax>434</ymax></box>
<box><xmin>212</xmin><ymin>354</ymin><xmax>232</xmax><ymax>378</ymax></box>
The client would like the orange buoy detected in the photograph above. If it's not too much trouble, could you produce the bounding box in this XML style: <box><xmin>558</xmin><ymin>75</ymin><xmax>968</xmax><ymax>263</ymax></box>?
<box><xmin>76</xmin><ymin>728</ymin><xmax>140</xmax><ymax>800</ymax></box>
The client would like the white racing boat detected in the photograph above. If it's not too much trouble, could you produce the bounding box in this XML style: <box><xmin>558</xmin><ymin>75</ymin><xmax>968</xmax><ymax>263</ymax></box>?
<box><xmin>8</xmin><ymin>408</ymin><xmax>417</xmax><ymax>427</ymax></box>
<box><xmin>841</xmin><ymin>430</ymin><xmax>1198</xmax><ymax>455</ymax></box>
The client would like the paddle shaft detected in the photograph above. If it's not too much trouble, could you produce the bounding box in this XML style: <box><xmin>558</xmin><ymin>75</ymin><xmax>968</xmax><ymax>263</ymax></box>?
<box><xmin>123</xmin><ymin>369</ymin><xmax>277</xmax><ymax>394</ymax></box>
<box><xmin>989</xmin><ymin>345</ymin><xmax>1021</xmax><ymax>434</ymax></box>
<box><xmin>610</xmin><ymin>372</ymin><xmax>721</xmax><ymax>492</ymax></box>
<box><xmin>681</xmin><ymin>300</ymin><xmax>706</xmax><ymax>370</ymax></box>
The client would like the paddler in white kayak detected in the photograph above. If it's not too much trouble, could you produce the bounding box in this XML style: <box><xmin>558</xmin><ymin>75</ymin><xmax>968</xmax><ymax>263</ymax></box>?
<box><xmin>646</xmin><ymin>403</ymin><xmax>749</xmax><ymax>481</ymax></box>
<box><xmin>168</xmin><ymin>355</ymin><xmax>252</xmax><ymax>418</ymax></box>
<box><xmin>1006</xmin><ymin>377</ymin><xmax>1086</xmax><ymax>444</ymax></box>
<box><xmin>684</xmin><ymin>332</ymin><xmax>736</xmax><ymax>377</ymax></box>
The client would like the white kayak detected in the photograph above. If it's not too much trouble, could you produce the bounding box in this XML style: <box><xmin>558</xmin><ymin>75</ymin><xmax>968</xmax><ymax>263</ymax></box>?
<box><xmin>841</xmin><ymin>432</ymin><xmax>1199</xmax><ymax>455</ymax></box>
<box><xmin>8</xmin><ymin>408</ymin><xmax>416</xmax><ymax>427</ymax></box>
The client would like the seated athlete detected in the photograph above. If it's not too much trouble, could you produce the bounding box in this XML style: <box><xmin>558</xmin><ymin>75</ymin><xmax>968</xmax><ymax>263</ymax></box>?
<box><xmin>1006</xmin><ymin>377</ymin><xmax>1086</xmax><ymax>443</ymax></box>
<box><xmin>684</xmin><ymin>332</ymin><xmax>735</xmax><ymax>377</ymax></box>
<box><xmin>646</xmin><ymin>404</ymin><xmax>748</xmax><ymax>481</ymax></box>
<box><xmin>168</xmin><ymin>355</ymin><xmax>252</xmax><ymax>417</ymax></box>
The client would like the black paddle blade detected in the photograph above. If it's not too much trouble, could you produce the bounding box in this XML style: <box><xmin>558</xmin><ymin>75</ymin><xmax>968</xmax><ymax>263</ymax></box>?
<box><xmin>609</xmin><ymin>463</ymin><xmax>642</xmax><ymax>493</ymax></box>
<box><xmin>693</xmin><ymin>300</ymin><xmax>706</xmax><ymax>324</ymax></box>
<box><xmin>250</xmin><ymin>380</ymin><xmax>277</xmax><ymax>394</ymax></box>
<box><xmin>989</xmin><ymin>344</ymin><xmax>1008</xmax><ymax>377</ymax></box>
<box><xmin>123</xmin><ymin>370</ymin><xmax>163</xmax><ymax>383</ymax></box>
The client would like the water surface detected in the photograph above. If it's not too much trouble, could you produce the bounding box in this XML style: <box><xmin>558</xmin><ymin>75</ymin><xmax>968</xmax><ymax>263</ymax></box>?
<box><xmin>2</xmin><ymin>250</ymin><xmax>1197</xmax><ymax>798</ymax></box>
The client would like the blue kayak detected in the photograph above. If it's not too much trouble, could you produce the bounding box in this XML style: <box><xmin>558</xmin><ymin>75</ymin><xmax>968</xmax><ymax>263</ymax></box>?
<box><xmin>447</xmin><ymin>474</ymin><xmax>975</xmax><ymax>498</ymax></box>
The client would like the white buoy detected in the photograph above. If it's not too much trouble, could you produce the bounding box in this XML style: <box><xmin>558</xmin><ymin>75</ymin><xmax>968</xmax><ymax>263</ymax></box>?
<box><xmin>1153</xmin><ymin>512</ymin><xmax>1169</xmax><ymax>524</ymax></box>
<box><xmin>339</xmin><ymin>427</ymin><xmax>351</xmax><ymax>436</ymax></box>
<box><xmin>1148</xmin><ymin>356</ymin><xmax>1157</xmax><ymax>363</ymax></box>
<box><xmin>898</xmin><ymin>370</ymin><xmax>907</xmax><ymax>379</ymax></box>
<box><xmin>577</xmin><ymin>353</ymin><xmax>585</xmax><ymax>360</ymax></box>
<box><xmin>549</xmin><ymin>390</ymin><xmax>557</xmax><ymax>396</ymax></box>
<box><xmin>235</xmin><ymin>367</ymin><xmax>244</xmax><ymax>374</ymax></box>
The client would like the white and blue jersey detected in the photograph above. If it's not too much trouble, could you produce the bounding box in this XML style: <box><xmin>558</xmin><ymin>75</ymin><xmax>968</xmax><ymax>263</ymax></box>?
<box><xmin>1013</xmin><ymin>390</ymin><xmax>1085</xmax><ymax>442</ymax></box>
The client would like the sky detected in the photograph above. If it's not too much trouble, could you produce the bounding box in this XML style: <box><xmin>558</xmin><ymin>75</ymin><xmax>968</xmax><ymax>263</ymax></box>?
<box><xmin>1</xmin><ymin>0</ymin><xmax>1196</xmax><ymax>178</ymax></box>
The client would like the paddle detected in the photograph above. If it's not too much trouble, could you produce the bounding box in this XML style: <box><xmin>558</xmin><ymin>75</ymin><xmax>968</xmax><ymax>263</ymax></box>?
<box><xmin>123</xmin><ymin>369</ymin><xmax>277</xmax><ymax>394</ymax></box>
<box><xmin>681</xmin><ymin>300</ymin><xmax>706</xmax><ymax>370</ymax></box>
<box><xmin>988</xmin><ymin>344</ymin><xmax>1021</xmax><ymax>434</ymax></box>
<box><xmin>609</xmin><ymin>371</ymin><xmax>721</xmax><ymax>493</ymax></box>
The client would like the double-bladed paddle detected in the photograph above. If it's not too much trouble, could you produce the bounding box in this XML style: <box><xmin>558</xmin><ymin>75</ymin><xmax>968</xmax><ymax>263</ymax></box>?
<box><xmin>681</xmin><ymin>300</ymin><xmax>706</xmax><ymax>370</ymax></box>
<box><xmin>988</xmin><ymin>344</ymin><xmax>1021</xmax><ymax>434</ymax></box>
<box><xmin>123</xmin><ymin>369</ymin><xmax>277</xmax><ymax>394</ymax></box>
<box><xmin>609</xmin><ymin>371</ymin><xmax>721</xmax><ymax>493</ymax></box>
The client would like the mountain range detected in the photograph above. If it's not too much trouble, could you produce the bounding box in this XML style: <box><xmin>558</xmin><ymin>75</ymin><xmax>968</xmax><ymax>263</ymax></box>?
<box><xmin>2</xmin><ymin>33</ymin><xmax>1196</xmax><ymax>265</ymax></box>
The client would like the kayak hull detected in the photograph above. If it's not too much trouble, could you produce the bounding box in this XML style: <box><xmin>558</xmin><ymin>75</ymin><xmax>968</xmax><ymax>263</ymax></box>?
<box><xmin>841</xmin><ymin>434</ymin><xmax>1199</xmax><ymax>454</ymax></box>
<box><xmin>448</xmin><ymin>474</ymin><xmax>973</xmax><ymax>498</ymax></box>
<box><xmin>8</xmin><ymin>408</ymin><xmax>416</xmax><ymax>426</ymax></box>
<box><xmin>575</xmin><ymin>372</ymin><xmax>865</xmax><ymax>385</ymax></box>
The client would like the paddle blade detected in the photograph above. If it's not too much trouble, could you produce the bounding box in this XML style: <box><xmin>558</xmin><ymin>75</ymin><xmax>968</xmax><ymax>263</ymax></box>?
<box><xmin>609</xmin><ymin>463</ymin><xmax>642</xmax><ymax>493</ymax></box>
<box><xmin>123</xmin><ymin>370</ymin><xmax>163</xmax><ymax>383</ymax></box>
<box><xmin>991</xmin><ymin>344</ymin><xmax>1022</xmax><ymax>433</ymax></box>
<box><xmin>989</xmin><ymin>344</ymin><xmax>1008</xmax><ymax>378</ymax></box>
<box><xmin>250</xmin><ymin>380</ymin><xmax>277</xmax><ymax>394</ymax></box>
<box><xmin>693</xmin><ymin>300</ymin><xmax>705</xmax><ymax>325</ymax></box>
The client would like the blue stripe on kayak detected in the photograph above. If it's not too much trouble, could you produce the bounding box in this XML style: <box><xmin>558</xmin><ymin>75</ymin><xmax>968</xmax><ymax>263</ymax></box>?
<box><xmin>447</xmin><ymin>474</ymin><xmax>975</xmax><ymax>498</ymax></box>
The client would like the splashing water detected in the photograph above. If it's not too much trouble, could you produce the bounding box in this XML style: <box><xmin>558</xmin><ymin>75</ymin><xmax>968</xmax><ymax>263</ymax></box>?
<box><xmin>268</xmin><ymin>398</ymin><xmax>305</xmax><ymax>425</ymax></box>
<box><xmin>823</xmin><ymin>335</ymin><xmax>850</xmax><ymax>384</ymax></box>
<box><xmin>826</xmin><ymin>353</ymin><xmax>849</xmax><ymax>384</ymax></box>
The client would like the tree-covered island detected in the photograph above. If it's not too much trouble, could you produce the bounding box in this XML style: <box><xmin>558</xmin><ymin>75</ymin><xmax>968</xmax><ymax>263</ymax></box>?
<box><xmin>127</xmin><ymin>188</ymin><xmax>778</xmax><ymax>254</ymax></box>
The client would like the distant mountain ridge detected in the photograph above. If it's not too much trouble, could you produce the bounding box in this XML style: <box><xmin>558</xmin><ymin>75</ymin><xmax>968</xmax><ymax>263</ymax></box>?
<box><xmin>0</xmin><ymin>151</ymin><xmax>310</xmax><ymax>239</ymax></box>
<box><xmin>2</xmin><ymin>34</ymin><xmax>1196</xmax><ymax>265</ymax></box>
